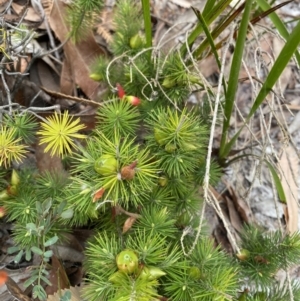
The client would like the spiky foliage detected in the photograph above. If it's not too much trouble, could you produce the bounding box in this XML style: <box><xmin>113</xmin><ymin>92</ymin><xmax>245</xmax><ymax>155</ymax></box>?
<box><xmin>37</xmin><ymin>111</ymin><xmax>86</xmax><ymax>157</ymax></box>
<box><xmin>3</xmin><ymin>112</ymin><xmax>38</xmax><ymax>143</ymax></box>
<box><xmin>61</xmin><ymin>79</ymin><xmax>228</xmax><ymax>301</ymax></box>
<box><xmin>0</xmin><ymin>127</ymin><xmax>27</xmax><ymax>168</ymax></box>
<box><xmin>96</xmin><ymin>98</ymin><xmax>140</xmax><ymax>139</ymax></box>
<box><xmin>157</xmin><ymin>52</ymin><xmax>195</xmax><ymax>105</ymax></box>
<box><xmin>67</xmin><ymin>0</ymin><xmax>104</xmax><ymax>41</ymax></box>
<box><xmin>145</xmin><ymin>106</ymin><xmax>208</xmax><ymax>200</ymax></box>
<box><xmin>87</xmin><ymin>0</ymin><xmax>198</xmax><ymax>109</ymax></box>
<box><xmin>164</xmin><ymin>239</ymin><xmax>239</xmax><ymax>301</ymax></box>
<box><xmin>35</xmin><ymin>171</ymin><xmax>70</xmax><ymax>199</ymax></box>
<box><xmin>237</xmin><ymin>226</ymin><xmax>300</xmax><ymax>290</ymax></box>
<box><xmin>89</xmin><ymin>56</ymin><xmax>112</xmax><ymax>82</ymax></box>
<box><xmin>84</xmin><ymin>228</ymin><xmax>239</xmax><ymax>301</ymax></box>
<box><xmin>133</xmin><ymin>205</ymin><xmax>177</xmax><ymax>238</ymax></box>
<box><xmin>62</xmin><ymin>129</ymin><xmax>158</xmax><ymax>225</ymax></box>
<box><xmin>3</xmin><ymin>1</ymin><xmax>300</xmax><ymax>301</ymax></box>
<box><xmin>0</xmin><ymin>168</ymin><xmax>8</xmax><ymax>191</ymax></box>
<box><xmin>110</xmin><ymin>0</ymin><xmax>144</xmax><ymax>56</ymax></box>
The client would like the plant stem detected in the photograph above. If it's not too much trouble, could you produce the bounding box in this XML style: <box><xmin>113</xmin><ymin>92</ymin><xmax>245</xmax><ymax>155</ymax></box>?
<box><xmin>219</xmin><ymin>0</ymin><xmax>252</xmax><ymax>159</ymax></box>
<box><xmin>141</xmin><ymin>0</ymin><xmax>152</xmax><ymax>50</ymax></box>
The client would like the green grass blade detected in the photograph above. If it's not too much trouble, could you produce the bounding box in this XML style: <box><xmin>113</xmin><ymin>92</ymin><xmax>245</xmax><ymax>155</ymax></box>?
<box><xmin>220</xmin><ymin>11</ymin><xmax>300</xmax><ymax>160</ymax></box>
<box><xmin>180</xmin><ymin>0</ymin><xmax>235</xmax><ymax>56</ymax></box>
<box><xmin>219</xmin><ymin>0</ymin><xmax>252</xmax><ymax>157</ymax></box>
<box><xmin>192</xmin><ymin>7</ymin><xmax>227</xmax><ymax>95</ymax></box>
<box><xmin>194</xmin><ymin>2</ymin><xmax>246</xmax><ymax>59</ymax></box>
<box><xmin>141</xmin><ymin>0</ymin><xmax>152</xmax><ymax>48</ymax></box>
<box><xmin>192</xmin><ymin>8</ymin><xmax>222</xmax><ymax>70</ymax></box>
<box><xmin>249</xmin><ymin>20</ymin><xmax>300</xmax><ymax>115</ymax></box>
<box><xmin>196</xmin><ymin>1</ymin><xmax>290</xmax><ymax>59</ymax></box>
<box><xmin>256</xmin><ymin>0</ymin><xmax>300</xmax><ymax>65</ymax></box>
<box><xmin>265</xmin><ymin>160</ymin><xmax>286</xmax><ymax>203</ymax></box>
<box><xmin>201</xmin><ymin>0</ymin><xmax>215</xmax><ymax>18</ymax></box>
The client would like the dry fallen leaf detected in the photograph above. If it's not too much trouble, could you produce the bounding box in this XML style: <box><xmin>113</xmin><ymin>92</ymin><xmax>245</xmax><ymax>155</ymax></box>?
<box><xmin>209</xmin><ymin>186</ymin><xmax>240</xmax><ymax>252</ymax></box>
<box><xmin>123</xmin><ymin>216</ymin><xmax>137</xmax><ymax>233</ymax></box>
<box><xmin>60</xmin><ymin>58</ymin><xmax>75</xmax><ymax>96</ymax></box>
<box><xmin>5</xmin><ymin>276</ymin><xmax>32</xmax><ymax>301</ymax></box>
<box><xmin>30</xmin><ymin>59</ymin><xmax>60</xmax><ymax>92</ymax></box>
<box><xmin>288</xmin><ymin>111</ymin><xmax>300</xmax><ymax>135</ymax></box>
<box><xmin>228</xmin><ymin>186</ymin><xmax>253</xmax><ymax>223</ymax></box>
<box><xmin>225</xmin><ymin>195</ymin><xmax>243</xmax><ymax>233</ymax></box>
<box><xmin>48</xmin><ymin>0</ymin><xmax>105</xmax><ymax>99</ymax></box>
<box><xmin>45</xmin><ymin>255</ymin><xmax>70</xmax><ymax>296</ymax></box>
<box><xmin>279</xmin><ymin>145</ymin><xmax>299</xmax><ymax>233</ymax></box>
<box><xmin>213</xmin><ymin>224</ymin><xmax>234</xmax><ymax>255</ymax></box>
<box><xmin>12</xmin><ymin>3</ymin><xmax>43</xmax><ymax>23</ymax></box>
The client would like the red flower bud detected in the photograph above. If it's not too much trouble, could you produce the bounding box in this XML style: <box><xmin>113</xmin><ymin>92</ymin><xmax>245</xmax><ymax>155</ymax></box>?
<box><xmin>92</xmin><ymin>187</ymin><xmax>105</xmax><ymax>202</ymax></box>
<box><xmin>121</xmin><ymin>161</ymin><xmax>138</xmax><ymax>180</ymax></box>
<box><xmin>0</xmin><ymin>270</ymin><xmax>8</xmax><ymax>286</ymax></box>
<box><xmin>116</xmin><ymin>83</ymin><xmax>125</xmax><ymax>99</ymax></box>
<box><xmin>126</xmin><ymin>95</ymin><xmax>141</xmax><ymax>106</ymax></box>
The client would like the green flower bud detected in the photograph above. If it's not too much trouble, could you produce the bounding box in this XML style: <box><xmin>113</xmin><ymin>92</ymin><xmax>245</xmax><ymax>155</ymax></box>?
<box><xmin>236</xmin><ymin>249</ymin><xmax>250</xmax><ymax>261</ymax></box>
<box><xmin>181</xmin><ymin>142</ymin><xmax>197</xmax><ymax>151</ymax></box>
<box><xmin>187</xmin><ymin>74</ymin><xmax>200</xmax><ymax>84</ymax></box>
<box><xmin>116</xmin><ymin>249</ymin><xmax>138</xmax><ymax>274</ymax></box>
<box><xmin>0</xmin><ymin>189</ymin><xmax>9</xmax><ymax>200</ymax></box>
<box><xmin>11</xmin><ymin>170</ymin><xmax>20</xmax><ymax>186</ymax></box>
<box><xmin>109</xmin><ymin>271</ymin><xmax>124</xmax><ymax>284</ymax></box>
<box><xmin>189</xmin><ymin>266</ymin><xmax>201</xmax><ymax>280</ymax></box>
<box><xmin>154</xmin><ymin>128</ymin><xmax>167</xmax><ymax>145</ymax></box>
<box><xmin>90</xmin><ymin>73</ymin><xmax>103</xmax><ymax>81</ymax></box>
<box><xmin>8</xmin><ymin>185</ymin><xmax>17</xmax><ymax>195</ymax></box>
<box><xmin>147</xmin><ymin>266</ymin><xmax>166</xmax><ymax>280</ymax></box>
<box><xmin>165</xmin><ymin>143</ymin><xmax>177</xmax><ymax>153</ymax></box>
<box><xmin>94</xmin><ymin>154</ymin><xmax>118</xmax><ymax>175</ymax></box>
<box><xmin>129</xmin><ymin>33</ymin><xmax>143</xmax><ymax>49</ymax></box>
<box><xmin>162</xmin><ymin>77</ymin><xmax>176</xmax><ymax>88</ymax></box>
<box><xmin>139</xmin><ymin>266</ymin><xmax>166</xmax><ymax>280</ymax></box>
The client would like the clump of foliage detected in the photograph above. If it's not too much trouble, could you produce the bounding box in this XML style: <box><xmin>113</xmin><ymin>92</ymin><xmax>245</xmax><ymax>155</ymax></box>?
<box><xmin>1</xmin><ymin>0</ymin><xmax>300</xmax><ymax>300</ymax></box>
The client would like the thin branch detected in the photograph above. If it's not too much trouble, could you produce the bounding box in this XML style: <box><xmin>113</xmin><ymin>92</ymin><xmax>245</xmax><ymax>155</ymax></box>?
<box><xmin>115</xmin><ymin>205</ymin><xmax>142</xmax><ymax>219</ymax></box>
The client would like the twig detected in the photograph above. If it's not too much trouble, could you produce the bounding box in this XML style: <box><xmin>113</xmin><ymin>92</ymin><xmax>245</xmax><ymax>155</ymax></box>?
<box><xmin>0</xmin><ymin>72</ymin><xmax>12</xmax><ymax>114</ymax></box>
<box><xmin>204</xmin><ymin>23</ymin><xmax>240</xmax><ymax>254</ymax></box>
<box><xmin>25</xmin><ymin>105</ymin><xmax>61</xmax><ymax>112</ymax></box>
<box><xmin>40</xmin><ymin>86</ymin><xmax>104</xmax><ymax>107</ymax></box>
<box><xmin>31</xmin><ymin>0</ymin><xmax>60</xmax><ymax>60</ymax></box>
<box><xmin>287</xmin><ymin>271</ymin><xmax>294</xmax><ymax>301</ymax></box>
<box><xmin>181</xmin><ymin>201</ymin><xmax>206</xmax><ymax>256</ymax></box>
<box><xmin>115</xmin><ymin>205</ymin><xmax>142</xmax><ymax>219</ymax></box>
